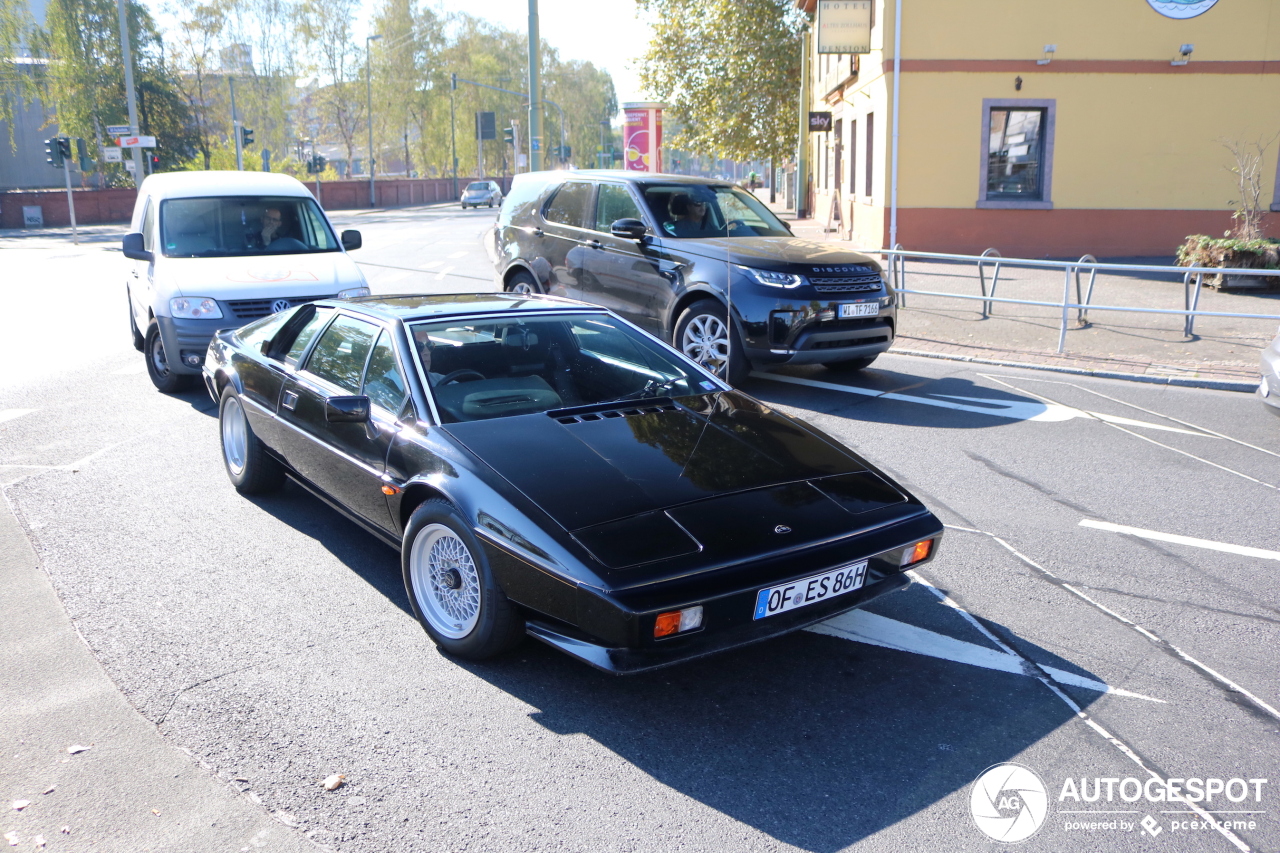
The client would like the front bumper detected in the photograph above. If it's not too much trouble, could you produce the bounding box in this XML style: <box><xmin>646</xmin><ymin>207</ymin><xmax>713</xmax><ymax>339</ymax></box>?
<box><xmin>728</xmin><ymin>280</ymin><xmax>895</xmax><ymax>366</ymax></box>
<box><xmin>156</xmin><ymin>315</ymin><xmax>235</xmax><ymax>375</ymax></box>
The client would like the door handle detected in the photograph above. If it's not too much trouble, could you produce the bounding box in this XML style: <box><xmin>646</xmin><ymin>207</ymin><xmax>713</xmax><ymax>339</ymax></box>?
<box><xmin>530</xmin><ymin>227</ymin><xmax>544</xmax><ymax>238</ymax></box>
<box><xmin>586</xmin><ymin>240</ymin><xmax>602</xmax><ymax>249</ymax></box>
<box><xmin>282</xmin><ymin>390</ymin><xmax>299</xmax><ymax>411</ymax></box>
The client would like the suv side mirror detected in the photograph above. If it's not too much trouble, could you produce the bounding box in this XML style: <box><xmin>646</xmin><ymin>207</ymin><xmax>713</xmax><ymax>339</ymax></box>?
<box><xmin>325</xmin><ymin>395</ymin><xmax>370</xmax><ymax>423</ymax></box>
<box><xmin>122</xmin><ymin>232</ymin><xmax>153</xmax><ymax>262</ymax></box>
<box><xmin>341</xmin><ymin>230</ymin><xmax>362</xmax><ymax>251</ymax></box>
<box><xmin>610</xmin><ymin>219</ymin><xmax>648</xmax><ymax>241</ymax></box>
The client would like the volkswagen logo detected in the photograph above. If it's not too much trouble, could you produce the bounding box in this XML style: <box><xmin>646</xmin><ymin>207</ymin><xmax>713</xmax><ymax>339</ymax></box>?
<box><xmin>271</xmin><ymin>299</ymin><xmax>291</xmax><ymax>313</ymax></box>
<box><xmin>773</xmin><ymin>525</ymin><xmax>791</xmax><ymax>534</ymax></box>
<box><xmin>970</xmin><ymin>763</ymin><xmax>1049</xmax><ymax>843</ymax></box>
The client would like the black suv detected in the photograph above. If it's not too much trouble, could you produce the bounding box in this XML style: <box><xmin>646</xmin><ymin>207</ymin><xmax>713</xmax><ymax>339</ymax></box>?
<box><xmin>490</xmin><ymin>170</ymin><xmax>896</xmax><ymax>383</ymax></box>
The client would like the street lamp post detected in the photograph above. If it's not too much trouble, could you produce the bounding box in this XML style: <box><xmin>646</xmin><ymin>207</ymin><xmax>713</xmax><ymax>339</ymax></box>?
<box><xmin>366</xmin><ymin>33</ymin><xmax>382</xmax><ymax>207</ymax></box>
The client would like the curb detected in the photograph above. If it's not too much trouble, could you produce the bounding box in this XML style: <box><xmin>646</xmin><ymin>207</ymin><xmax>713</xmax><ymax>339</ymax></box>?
<box><xmin>889</xmin><ymin>348</ymin><xmax>1260</xmax><ymax>393</ymax></box>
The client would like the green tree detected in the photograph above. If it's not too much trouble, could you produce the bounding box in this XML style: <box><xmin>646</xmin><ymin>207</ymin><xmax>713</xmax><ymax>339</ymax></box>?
<box><xmin>294</xmin><ymin>0</ymin><xmax>362</xmax><ymax>173</ymax></box>
<box><xmin>0</xmin><ymin>0</ymin><xmax>40</xmax><ymax>149</ymax></box>
<box><xmin>369</xmin><ymin>0</ymin><xmax>444</xmax><ymax>177</ymax></box>
<box><xmin>169</xmin><ymin>0</ymin><xmax>228</xmax><ymax>169</ymax></box>
<box><xmin>636</xmin><ymin>0</ymin><xmax>805</xmax><ymax>162</ymax></box>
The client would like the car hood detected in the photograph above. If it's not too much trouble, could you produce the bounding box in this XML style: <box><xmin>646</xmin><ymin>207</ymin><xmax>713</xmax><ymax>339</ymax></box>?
<box><xmin>659</xmin><ymin>236</ymin><xmax>882</xmax><ymax>274</ymax></box>
<box><xmin>156</xmin><ymin>252</ymin><xmax>366</xmax><ymax>300</ymax></box>
<box><xmin>444</xmin><ymin>392</ymin><xmax>908</xmax><ymax>567</ymax></box>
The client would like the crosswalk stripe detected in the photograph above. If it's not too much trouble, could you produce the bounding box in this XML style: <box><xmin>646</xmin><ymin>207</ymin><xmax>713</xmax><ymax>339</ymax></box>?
<box><xmin>0</xmin><ymin>409</ymin><xmax>34</xmax><ymax>425</ymax></box>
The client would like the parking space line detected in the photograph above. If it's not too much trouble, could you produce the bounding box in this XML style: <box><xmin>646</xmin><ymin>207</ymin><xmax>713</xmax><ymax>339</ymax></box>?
<box><xmin>1080</xmin><ymin>518</ymin><xmax>1280</xmax><ymax>562</ymax></box>
<box><xmin>810</xmin><ymin>609</ymin><xmax>1164</xmax><ymax>702</ymax></box>
<box><xmin>0</xmin><ymin>409</ymin><xmax>34</xmax><ymax>425</ymax></box>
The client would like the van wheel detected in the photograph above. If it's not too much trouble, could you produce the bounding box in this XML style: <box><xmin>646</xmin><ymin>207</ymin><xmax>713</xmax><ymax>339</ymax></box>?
<box><xmin>144</xmin><ymin>321</ymin><xmax>193</xmax><ymax>394</ymax></box>
<box><xmin>675</xmin><ymin>300</ymin><xmax>750</xmax><ymax>386</ymax></box>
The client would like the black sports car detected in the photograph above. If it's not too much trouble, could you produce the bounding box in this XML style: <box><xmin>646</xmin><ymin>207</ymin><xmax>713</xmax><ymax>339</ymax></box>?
<box><xmin>203</xmin><ymin>294</ymin><xmax>942</xmax><ymax>673</ymax></box>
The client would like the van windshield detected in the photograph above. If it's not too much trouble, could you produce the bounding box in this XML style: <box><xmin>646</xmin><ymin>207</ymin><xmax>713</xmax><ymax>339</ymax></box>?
<box><xmin>159</xmin><ymin>196</ymin><xmax>340</xmax><ymax>258</ymax></box>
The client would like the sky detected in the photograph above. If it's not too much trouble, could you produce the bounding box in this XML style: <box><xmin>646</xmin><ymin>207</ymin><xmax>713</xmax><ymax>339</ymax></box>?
<box><xmin>357</xmin><ymin>0</ymin><xmax>656</xmax><ymax>111</ymax></box>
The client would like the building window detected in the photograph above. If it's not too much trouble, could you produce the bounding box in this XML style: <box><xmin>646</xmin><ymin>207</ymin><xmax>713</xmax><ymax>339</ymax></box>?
<box><xmin>865</xmin><ymin>112</ymin><xmax>874</xmax><ymax>199</ymax></box>
<box><xmin>978</xmin><ymin>98</ymin><xmax>1055</xmax><ymax>209</ymax></box>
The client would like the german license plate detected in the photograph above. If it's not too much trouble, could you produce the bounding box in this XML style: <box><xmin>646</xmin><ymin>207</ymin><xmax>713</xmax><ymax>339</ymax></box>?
<box><xmin>753</xmin><ymin>561</ymin><xmax>868</xmax><ymax>620</ymax></box>
<box><xmin>839</xmin><ymin>302</ymin><xmax>879</xmax><ymax>318</ymax></box>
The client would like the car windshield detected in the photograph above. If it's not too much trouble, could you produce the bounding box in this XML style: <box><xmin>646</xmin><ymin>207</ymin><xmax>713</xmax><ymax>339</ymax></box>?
<box><xmin>465</xmin><ymin>182</ymin><xmax>491</xmax><ymax>192</ymax></box>
<box><xmin>639</xmin><ymin>183</ymin><xmax>792</xmax><ymax>239</ymax></box>
<box><xmin>159</xmin><ymin>195</ymin><xmax>340</xmax><ymax>258</ymax></box>
<box><xmin>409</xmin><ymin>312</ymin><xmax>719</xmax><ymax>423</ymax></box>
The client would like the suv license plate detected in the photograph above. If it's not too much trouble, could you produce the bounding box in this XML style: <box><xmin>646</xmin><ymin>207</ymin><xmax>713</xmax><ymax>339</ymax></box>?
<box><xmin>839</xmin><ymin>303</ymin><xmax>879</xmax><ymax>318</ymax></box>
<box><xmin>753</xmin><ymin>561</ymin><xmax>868</xmax><ymax>620</ymax></box>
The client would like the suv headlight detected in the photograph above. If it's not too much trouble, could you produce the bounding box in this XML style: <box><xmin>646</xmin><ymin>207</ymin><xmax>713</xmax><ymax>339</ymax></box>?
<box><xmin>741</xmin><ymin>267</ymin><xmax>807</xmax><ymax>288</ymax></box>
<box><xmin>337</xmin><ymin>287</ymin><xmax>371</xmax><ymax>299</ymax></box>
<box><xmin>169</xmin><ymin>297</ymin><xmax>222</xmax><ymax>319</ymax></box>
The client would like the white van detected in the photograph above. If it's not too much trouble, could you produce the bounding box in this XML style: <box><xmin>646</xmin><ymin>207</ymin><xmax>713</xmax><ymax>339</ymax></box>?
<box><xmin>123</xmin><ymin>171</ymin><xmax>370</xmax><ymax>393</ymax></box>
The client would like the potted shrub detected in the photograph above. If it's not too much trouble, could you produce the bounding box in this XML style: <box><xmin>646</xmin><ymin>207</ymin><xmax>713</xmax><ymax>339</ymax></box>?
<box><xmin>1178</xmin><ymin>137</ymin><xmax>1280</xmax><ymax>289</ymax></box>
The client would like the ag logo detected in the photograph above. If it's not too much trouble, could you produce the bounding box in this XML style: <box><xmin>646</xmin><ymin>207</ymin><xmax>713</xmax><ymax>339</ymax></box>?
<box><xmin>970</xmin><ymin>763</ymin><xmax>1049</xmax><ymax>843</ymax></box>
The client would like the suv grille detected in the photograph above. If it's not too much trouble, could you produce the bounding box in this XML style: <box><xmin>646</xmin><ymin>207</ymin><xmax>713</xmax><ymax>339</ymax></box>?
<box><xmin>810</xmin><ymin>274</ymin><xmax>882</xmax><ymax>294</ymax></box>
<box><xmin>226</xmin><ymin>294</ymin><xmax>331</xmax><ymax>321</ymax></box>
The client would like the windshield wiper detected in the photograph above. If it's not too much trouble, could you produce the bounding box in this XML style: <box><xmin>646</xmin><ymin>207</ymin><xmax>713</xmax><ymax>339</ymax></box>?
<box><xmin>603</xmin><ymin>377</ymin><xmax>683</xmax><ymax>403</ymax></box>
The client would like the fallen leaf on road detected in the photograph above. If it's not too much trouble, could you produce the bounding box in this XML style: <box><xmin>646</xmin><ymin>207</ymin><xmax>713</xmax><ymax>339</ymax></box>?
<box><xmin>322</xmin><ymin>774</ymin><xmax>345</xmax><ymax>791</ymax></box>
<box><xmin>151</xmin><ymin>809</ymin><xmax>160</xmax><ymax>816</ymax></box>
<box><xmin>11</xmin><ymin>801</ymin><xmax>29</xmax><ymax>811</ymax></box>
<box><xmin>3</xmin><ymin>832</ymin><xmax>17</xmax><ymax>846</ymax></box>
<box><xmin>31</xmin><ymin>836</ymin><xmax>43</xmax><ymax>849</ymax></box>
<box><xmin>59</xmin><ymin>828</ymin><xmax>69</xmax><ymax>835</ymax></box>
<box><xmin>66</xmin><ymin>745</ymin><xmax>90</xmax><ymax>755</ymax></box>
<box><xmin>40</xmin><ymin>787</ymin><xmax>54</xmax><ymax>796</ymax></box>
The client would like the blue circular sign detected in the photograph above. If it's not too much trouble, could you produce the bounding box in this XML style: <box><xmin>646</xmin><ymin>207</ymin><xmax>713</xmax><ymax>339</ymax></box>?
<box><xmin>1146</xmin><ymin>0</ymin><xmax>1219</xmax><ymax>18</ymax></box>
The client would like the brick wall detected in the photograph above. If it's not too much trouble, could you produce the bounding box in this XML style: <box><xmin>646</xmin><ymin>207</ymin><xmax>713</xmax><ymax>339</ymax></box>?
<box><xmin>1</xmin><ymin>175</ymin><xmax>512</xmax><ymax>229</ymax></box>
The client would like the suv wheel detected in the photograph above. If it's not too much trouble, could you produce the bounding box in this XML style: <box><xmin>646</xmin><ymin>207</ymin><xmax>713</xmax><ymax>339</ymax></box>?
<box><xmin>675</xmin><ymin>300</ymin><xmax>749</xmax><ymax>386</ymax></box>
<box><xmin>505</xmin><ymin>271</ymin><xmax>542</xmax><ymax>296</ymax></box>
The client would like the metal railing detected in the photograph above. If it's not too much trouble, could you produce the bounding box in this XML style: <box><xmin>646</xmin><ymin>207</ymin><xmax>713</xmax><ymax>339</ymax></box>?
<box><xmin>880</xmin><ymin>246</ymin><xmax>1280</xmax><ymax>354</ymax></box>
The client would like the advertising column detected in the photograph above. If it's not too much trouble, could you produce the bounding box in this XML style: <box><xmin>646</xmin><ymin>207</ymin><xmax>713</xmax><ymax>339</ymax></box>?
<box><xmin>622</xmin><ymin>102</ymin><xmax>664</xmax><ymax>173</ymax></box>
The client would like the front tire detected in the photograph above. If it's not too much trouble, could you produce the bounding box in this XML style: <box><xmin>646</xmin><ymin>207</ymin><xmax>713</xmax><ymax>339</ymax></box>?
<box><xmin>218</xmin><ymin>387</ymin><xmax>286</xmax><ymax>495</ymax></box>
<box><xmin>504</xmin><ymin>270</ymin><xmax>542</xmax><ymax>296</ymax></box>
<box><xmin>144</xmin><ymin>321</ymin><xmax>194</xmax><ymax>393</ymax></box>
<box><xmin>403</xmin><ymin>500</ymin><xmax>524</xmax><ymax>660</ymax></box>
<box><xmin>674</xmin><ymin>299</ymin><xmax>750</xmax><ymax>386</ymax></box>
<box><xmin>825</xmin><ymin>356</ymin><xmax>878</xmax><ymax>373</ymax></box>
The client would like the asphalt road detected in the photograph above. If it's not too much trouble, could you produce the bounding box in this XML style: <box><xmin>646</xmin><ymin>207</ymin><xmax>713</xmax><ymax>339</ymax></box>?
<box><xmin>1</xmin><ymin>205</ymin><xmax>1277</xmax><ymax>853</ymax></box>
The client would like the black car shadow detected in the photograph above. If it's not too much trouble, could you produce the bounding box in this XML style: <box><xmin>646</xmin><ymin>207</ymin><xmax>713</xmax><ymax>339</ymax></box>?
<box><xmin>740</xmin><ymin>365</ymin><xmax>1060</xmax><ymax>431</ymax></box>
<box><xmin>257</xmin><ymin>480</ymin><xmax>1099</xmax><ymax>852</ymax></box>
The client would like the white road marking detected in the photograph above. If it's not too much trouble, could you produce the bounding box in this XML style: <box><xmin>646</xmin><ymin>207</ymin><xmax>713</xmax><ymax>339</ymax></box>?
<box><xmin>447</xmin><ymin>251</ymin><xmax>466</xmax><ymax>259</ymax></box>
<box><xmin>1080</xmin><ymin>518</ymin><xmax>1280</xmax><ymax>562</ymax></box>
<box><xmin>809</xmin><ymin>610</ymin><xmax>1164</xmax><ymax>702</ymax></box>
<box><xmin>434</xmin><ymin>265</ymin><xmax>455</xmax><ymax>281</ymax></box>
<box><xmin>914</xmin><ymin>552</ymin><xmax>1251</xmax><ymax>852</ymax></box>
<box><xmin>754</xmin><ymin>372</ymin><xmax>1210</xmax><ymax>434</ymax></box>
<box><xmin>0</xmin><ymin>409</ymin><xmax>34</xmax><ymax>425</ymax></box>
<box><xmin>110</xmin><ymin>362</ymin><xmax>147</xmax><ymax>375</ymax></box>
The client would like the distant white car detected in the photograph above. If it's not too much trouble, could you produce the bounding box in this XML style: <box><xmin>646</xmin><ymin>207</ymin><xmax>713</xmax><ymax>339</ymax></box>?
<box><xmin>461</xmin><ymin>180</ymin><xmax>503</xmax><ymax>209</ymax></box>
<box><xmin>1260</xmin><ymin>324</ymin><xmax>1280</xmax><ymax>416</ymax></box>
<box><xmin>122</xmin><ymin>171</ymin><xmax>370</xmax><ymax>393</ymax></box>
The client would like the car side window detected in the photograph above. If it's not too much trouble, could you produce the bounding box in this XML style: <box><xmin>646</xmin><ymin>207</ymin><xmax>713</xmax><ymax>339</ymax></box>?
<box><xmin>304</xmin><ymin>314</ymin><xmax>379</xmax><ymax>393</ymax></box>
<box><xmin>236</xmin><ymin>309</ymin><xmax>296</xmax><ymax>354</ymax></box>
<box><xmin>594</xmin><ymin>184</ymin><xmax>645</xmax><ymax>233</ymax></box>
<box><xmin>284</xmin><ymin>307</ymin><xmax>334</xmax><ymax>367</ymax></box>
<box><xmin>543</xmin><ymin>182</ymin><xmax>594</xmax><ymax>229</ymax></box>
<box><xmin>362</xmin><ymin>330</ymin><xmax>407</xmax><ymax>414</ymax></box>
<box><xmin>141</xmin><ymin>200</ymin><xmax>156</xmax><ymax>253</ymax></box>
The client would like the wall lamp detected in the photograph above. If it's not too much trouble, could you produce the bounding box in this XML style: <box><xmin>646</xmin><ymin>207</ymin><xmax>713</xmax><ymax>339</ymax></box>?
<box><xmin>1172</xmin><ymin>44</ymin><xmax>1194</xmax><ymax>66</ymax></box>
<box><xmin>1036</xmin><ymin>45</ymin><xmax>1056</xmax><ymax>66</ymax></box>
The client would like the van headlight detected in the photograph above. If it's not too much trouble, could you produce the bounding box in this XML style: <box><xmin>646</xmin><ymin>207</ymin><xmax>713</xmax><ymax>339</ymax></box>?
<box><xmin>169</xmin><ymin>297</ymin><xmax>222</xmax><ymax>319</ymax></box>
<box><xmin>337</xmin><ymin>287</ymin><xmax>371</xmax><ymax>299</ymax></box>
<box><xmin>741</xmin><ymin>267</ymin><xmax>807</xmax><ymax>288</ymax></box>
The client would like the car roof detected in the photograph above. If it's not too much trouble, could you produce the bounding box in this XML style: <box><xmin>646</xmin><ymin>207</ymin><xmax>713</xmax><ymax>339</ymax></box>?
<box><xmin>139</xmin><ymin>171</ymin><xmax>314</xmax><ymax>200</ymax></box>
<box><xmin>529</xmin><ymin>169</ymin><xmax>736</xmax><ymax>187</ymax></box>
<box><xmin>323</xmin><ymin>292</ymin><xmax>609</xmax><ymax>323</ymax></box>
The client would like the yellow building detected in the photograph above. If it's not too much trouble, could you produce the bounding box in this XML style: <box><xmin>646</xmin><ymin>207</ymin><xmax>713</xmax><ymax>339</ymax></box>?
<box><xmin>798</xmin><ymin>0</ymin><xmax>1280</xmax><ymax>257</ymax></box>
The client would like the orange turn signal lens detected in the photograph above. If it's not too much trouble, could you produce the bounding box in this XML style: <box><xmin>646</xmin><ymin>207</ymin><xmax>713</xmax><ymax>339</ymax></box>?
<box><xmin>381</xmin><ymin>484</ymin><xmax>401</xmax><ymax>495</ymax></box>
<box><xmin>900</xmin><ymin>539</ymin><xmax>934</xmax><ymax>567</ymax></box>
<box><xmin>654</xmin><ymin>612</ymin><xmax>682</xmax><ymax>638</ymax></box>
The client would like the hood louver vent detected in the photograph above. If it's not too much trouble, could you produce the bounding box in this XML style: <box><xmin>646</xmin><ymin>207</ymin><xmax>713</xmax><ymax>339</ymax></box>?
<box><xmin>551</xmin><ymin>400</ymin><xmax>678</xmax><ymax>425</ymax></box>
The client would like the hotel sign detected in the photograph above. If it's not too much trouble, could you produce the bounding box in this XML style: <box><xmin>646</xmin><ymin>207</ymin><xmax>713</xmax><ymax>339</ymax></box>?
<box><xmin>816</xmin><ymin>1</ymin><xmax>873</xmax><ymax>55</ymax></box>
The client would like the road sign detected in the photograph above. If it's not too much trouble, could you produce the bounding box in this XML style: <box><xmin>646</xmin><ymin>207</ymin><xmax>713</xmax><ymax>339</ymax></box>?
<box><xmin>124</xmin><ymin>160</ymin><xmax>136</xmax><ymax>172</ymax></box>
<box><xmin>103</xmin><ymin>146</ymin><xmax>122</xmax><ymax>163</ymax></box>
<box><xmin>106</xmin><ymin>125</ymin><xmax>131</xmax><ymax>136</ymax></box>
<box><xmin>116</xmin><ymin>135</ymin><xmax>156</xmax><ymax>148</ymax></box>
<box><xmin>475</xmin><ymin>112</ymin><xmax>496</xmax><ymax>141</ymax></box>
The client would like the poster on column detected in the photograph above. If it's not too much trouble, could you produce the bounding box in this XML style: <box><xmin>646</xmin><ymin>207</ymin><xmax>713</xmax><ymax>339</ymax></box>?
<box><xmin>622</xmin><ymin>102</ymin><xmax>664</xmax><ymax>173</ymax></box>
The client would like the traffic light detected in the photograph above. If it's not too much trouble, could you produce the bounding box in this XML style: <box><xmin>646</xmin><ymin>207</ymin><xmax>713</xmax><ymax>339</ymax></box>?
<box><xmin>240</xmin><ymin>126</ymin><xmax>255</xmax><ymax>147</ymax></box>
<box><xmin>450</xmin><ymin>72</ymin><xmax>457</xmax><ymax>91</ymax></box>
<box><xmin>306</xmin><ymin>154</ymin><xmax>327</xmax><ymax>174</ymax></box>
<box><xmin>57</xmin><ymin>137</ymin><xmax>72</xmax><ymax>160</ymax></box>
<box><xmin>148</xmin><ymin>153</ymin><xmax>160</xmax><ymax>169</ymax></box>
<box><xmin>75</xmin><ymin>137</ymin><xmax>92</xmax><ymax>171</ymax></box>
<box><xmin>503</xmin><ymin>126</ymin><xmax>514</xmax><ymax>146</ymax></box>
<box><xmin>45</xmin><ymin>138</ymin><xmax>64</xmax><ymax>168</ymax></box>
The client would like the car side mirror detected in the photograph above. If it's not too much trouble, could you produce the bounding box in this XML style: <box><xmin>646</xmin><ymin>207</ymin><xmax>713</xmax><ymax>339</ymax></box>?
<box><xmin>610</xmin><ymin>219</ymin><xmax>648</xmax><ymax>241</ymax></box>
<box><xmin>325</xmin><ymin>395</ymin><xmax>370</xmax><ymax>423</ymax></box>
<box><xmin>122</xmin><ymin>232</ymin><xmax>153</xmax><ymax>262</ymax></box>
<box><xmin>341</xmin><ymin>230</ymin><xmax>362</xmax><ymax>251</ymax></box>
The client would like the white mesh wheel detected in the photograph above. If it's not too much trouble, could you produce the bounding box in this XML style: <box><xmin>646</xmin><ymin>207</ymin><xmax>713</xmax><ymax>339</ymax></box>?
<box><xmin>220</xmin><ymin>395</ymin><xmax>248</xmax><ymax>476</ymax></box>
<box><xmin>409</xmin><ymin>523</ymin><xmax>482</xmax><ymax>639</ymax></box>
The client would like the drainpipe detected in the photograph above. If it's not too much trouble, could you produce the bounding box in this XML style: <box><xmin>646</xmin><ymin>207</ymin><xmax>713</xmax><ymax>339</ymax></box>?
<box><xmin>888</xmin><ymin>0</ymin><xmax>902</xmax><ymax>249</ymax></box>
<box><xmin>796</xmin><ymin>28</ymin><xmax>811</xmax><ymax>218</ymax></box>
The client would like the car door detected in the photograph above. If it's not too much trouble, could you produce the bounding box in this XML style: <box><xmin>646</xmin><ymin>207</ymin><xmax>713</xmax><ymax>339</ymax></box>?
<box><xmin>580</xmin><ymin>183</ymin><xmax>682</xmax><ymax>337</ymax></box>
<box><xmin>128</xmin><ymin>197</ymin><xmax>156</xmax><ymax>329</ymax></box>
<box><xmin>539</xmin><ymin>181</ymin><xmax>597</xmax><ymax>300</ymax></box>
<box><xmin>225</xmin><ymin>306</ymin><xmax>311</xmax><ymax>447</ymax></box>
<box><xmin>276</xmin><ymin>312</ymin><xmax>395</xmax><ymax>530</ymax></box>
